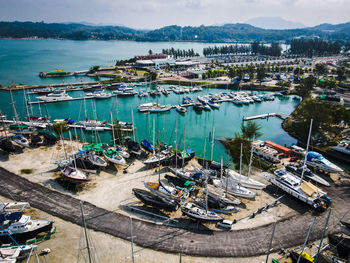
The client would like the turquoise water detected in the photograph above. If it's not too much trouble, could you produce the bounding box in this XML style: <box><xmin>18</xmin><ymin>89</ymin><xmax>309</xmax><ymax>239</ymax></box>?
<box><xmin>0</xmin><ymin>39</ymin><xmax>234</xmax><ymax>86</ymax></box>
<box><xmin>0</xmin><ymin>86</ymin><xmax>299</xmax><ymax>162</ymax></box>
<box><xmin>0</xmin><ymin>39</ymin><xmax>298</xmax><ymax>162</ymax></box>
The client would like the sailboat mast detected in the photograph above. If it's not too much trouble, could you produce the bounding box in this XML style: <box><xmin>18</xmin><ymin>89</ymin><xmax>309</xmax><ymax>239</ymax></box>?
<box><xmin>182</xmin><ymin>124</ymin><xmax>186</xmax><ymax>169</ymax></box>
<box><xmin>210</xmin><ymin>126</ymin><xmax>215</xmax><ymax>161</ymax></box>
<box><xmin>220</xmin><ymin>156</ymin><xmax>223</xmax><ymax>180</ymax></box>
<box><xmin>131</xmin><ymin>109</ymin><xmax>136</xmax><ymax>141</ymax></box>
<box><xmin>152</xmin><ymin>118</ymin><xmax>155</xmax><ymax>153</ymax></box>
<box><xmin>9</xmin><ymin>90</ymin><xmax>19</xmax><ymax>123</ymax></box>
<box><xmin>301</xmin><ymin>119</ymin><xmax>313</xmax><ymax>182</ymax></box>
<box><xmin>239</xmin><ymin>143</ymin><xmax>243</xmax><ymax>176</ymax></box>
<box><xmin>111</xmin><ymin>112</ymin><xmax>116</xmax><ymax>149</ymax></box>
<box><xmin>23</xmin><ymin>87</ymin><xmax>30</xmax><ymax>119</ymax></box>
<box><xmin>247</xmin><ymin>136</ymin><xmax>255</xmax><ymax>178</ymax></box>
<box><xmin>203</xmin><ymin>136</ymin><xmax>207</xmax><ymax>164</ymax></box>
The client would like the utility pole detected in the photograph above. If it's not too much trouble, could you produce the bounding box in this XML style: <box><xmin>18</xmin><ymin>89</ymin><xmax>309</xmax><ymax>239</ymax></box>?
<box><xmin>265</xmin><ymin>221</ymin><xmax>277</xmax><ymax>263</ymax></box>
<box><xmin>297</xmin><ymin>217</ymin><xmax>316</xmax><ymax>263</ymax></box>
<box><xmin>130</xmin><ymin>216</ymin><xmax>135</xmax><ymax>263</ymax></box>
<box><xmin>80</xmin><ymin>201</ymin><xmax>93</xmax><ymax>263</ymax></box>
<box><xmin>314</xmin><ymin>208</ymin><xmax>332</xmax><ymax>263</ymax></box>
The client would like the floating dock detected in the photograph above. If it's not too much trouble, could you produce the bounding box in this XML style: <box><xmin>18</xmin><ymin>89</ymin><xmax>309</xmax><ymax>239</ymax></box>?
<box><xmin>243</xmin><ymin>113</ymin><xmax>285</xmax><ymax>121</ymax></box>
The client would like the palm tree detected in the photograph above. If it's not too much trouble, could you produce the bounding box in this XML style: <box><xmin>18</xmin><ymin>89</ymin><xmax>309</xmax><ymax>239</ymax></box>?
<box><xmin>241</xmin><ymin>121</ymin><xmax>262</xmax><ymax>140</ymax></box>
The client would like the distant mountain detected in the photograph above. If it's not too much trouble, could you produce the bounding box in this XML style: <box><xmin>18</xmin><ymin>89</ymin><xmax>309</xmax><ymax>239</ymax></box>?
<box><xmin>1</xmin><ymin>21</ymin><xmax>350</xmax><ymax>43</ymax></box>
<box><xmin>246</xmin><ymin>17</ymin><xmax>305</xmax><ymax>29</ymax></box>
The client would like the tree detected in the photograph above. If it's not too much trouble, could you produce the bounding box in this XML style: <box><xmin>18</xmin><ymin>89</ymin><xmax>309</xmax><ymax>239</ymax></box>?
<box><xmin>256</xmin><ymin>66</ymin><xmax>265</xmax><ymax>82</ymax></box>
<box><xmin>336</xmin><ymin>67</ymin><xmax>346</xmax><ymax>80</ymax></box>
<box><xmin>295</xmin><ymin>76</ymin><xmax>315</xmax><ymax>99</ymax></box>
<box><xmin>148</xmin><ymin>49</ymin><xmax>153</xmax><ymax>55</ymax></box>
<box><xmin>111</xmin><ymin>119</ymin><xmax>123</xmax><ymax>145</ymax></box>
<box><xmin>52</xmin><ymin>123</ymin><xmax>68</xmax><ymax>137</ymax></box>
<box><xmin>314</xmin><ymin>63</ymin><xmax>328</xmax><ymax>76</ymax></box>
<box><xmin>222</xmin><ymin>137</ymin><xmax>252</xmax><ymax>168</ymax></box>
<box><xmin>240</xmin><ymin>121</ymin><xmax>262</xmax><ymax>140</ymax></box>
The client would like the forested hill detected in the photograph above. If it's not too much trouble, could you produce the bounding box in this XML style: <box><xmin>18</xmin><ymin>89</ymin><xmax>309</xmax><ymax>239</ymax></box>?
<box><xmin>1</xmin><ymin>21</ymin><xmax>350</xmax><ymax>42</ymax></box>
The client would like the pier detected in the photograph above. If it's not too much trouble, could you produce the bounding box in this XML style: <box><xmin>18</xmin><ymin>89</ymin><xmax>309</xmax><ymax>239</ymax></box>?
<box><xmin>243</xmin><ymin>113</ymin><xmax>286</xmax><ymax>121</ymax></box>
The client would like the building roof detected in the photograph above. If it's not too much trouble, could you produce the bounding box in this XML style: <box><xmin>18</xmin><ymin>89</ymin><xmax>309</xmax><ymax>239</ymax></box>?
<box><xmin>136</xmin><ymin>60</ymin><xmax>155</xmax><ymax>65</ymax></box>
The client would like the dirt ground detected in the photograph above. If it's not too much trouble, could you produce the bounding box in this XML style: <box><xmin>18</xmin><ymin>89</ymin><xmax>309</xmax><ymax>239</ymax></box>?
<box><xmin>0</xmin><ymin>142</ymin><xmax>324</xmax><ymax>262</ymax></box>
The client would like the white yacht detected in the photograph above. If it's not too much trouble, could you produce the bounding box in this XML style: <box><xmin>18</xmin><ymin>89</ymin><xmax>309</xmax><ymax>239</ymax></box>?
<box><xmin>270</xmin><ymin>169</ymin><xmax>332</xmax><ymax>212</ymax></box>
<box><xmin>37</xmin><ymin>90</ymin><xmax>72</xmax><ymax>102</ymax></box>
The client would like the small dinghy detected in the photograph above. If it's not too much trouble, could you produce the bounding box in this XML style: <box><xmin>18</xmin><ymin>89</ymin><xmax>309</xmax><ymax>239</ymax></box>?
<box><xmin>61</xmin><ymin>166</ymin><xmax>90</xmax><ymax>183</ymax></box>
<box><xmin>116</xmin><ymin>145</ymin><xmax>130</xmax><ymax>159</ymax></box>
<box><xmin>103</xmin><ymin>149</ymin><xmax>126</xmax><ymax>165</ymax></box>
<box><xmin>181</xmin><ymin>202</ymin><xmax>223</xmax><ymax>223</ymax></box>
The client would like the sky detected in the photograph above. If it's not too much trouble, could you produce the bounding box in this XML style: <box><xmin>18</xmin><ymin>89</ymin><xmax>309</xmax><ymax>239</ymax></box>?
<box><xmin>0</xmin><ymin>0</ymin><xmax>349</xmax><ymax>29</ymax></box>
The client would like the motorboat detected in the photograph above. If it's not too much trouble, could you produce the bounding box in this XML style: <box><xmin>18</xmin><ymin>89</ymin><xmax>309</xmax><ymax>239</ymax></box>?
<box><xmin>93</xmin><ymin>90</ymin><xmax>112</xmax><ymax>99</ymax></box>
<box><xmin>103</xmin><ymin>148</ymin><xmax>126</xmax><ymax>165</ymax></box>
<box><xmin>213</xmin><ymin>178</ymin><xmax>256</xmax><ymax>199</ymax></box>
<box><xmin>0</xmin><ymin>214</ymin><xmax>54</xmax><ymax>244</ymax></box>
<box><xmin>132</xmin><ymin>188</ymin><xmax>179</xmax><ymax>211</ymax></box>
<box><xmin>175</xmin><ymin>105</ymin><xmax>187</xmax><ymax>113</ymax></box>
<box><xmin>61</xmin><ymin>166</ymin><xmax>91</xmax><ymax>183</ymax></box>
<box><xmin>306</xmin><ymin>151</ymin><xmax>343</xmax><ymax>173</ymax></box>
<box><xmin>112</xmin><ymin>87</ymin><xmax>138</xmax><ymax>96</ymax></box>
<box><xmin>285</xmin><ymin>164</ymin><xmax>330</xmax><ymax>187</ymax></box>
<box><xmin>193</xmin><ymin>102</ymin><xmax>204</xmax><ymax>112</ymax></box>
<box><xmin>181</xmin><ymin>202</ymin><xmax>223</xmax><ymax>223</ymax></box>
<box><xmin>226</xmin><ymin>169</ymin><xmax>266</xmax><ymax>190</ymax></box>
<box><xmin>270</xmin><ymin>169</ymin><xmax>332</xmax><ymax>212</ymax></box>
<box><xmin>164</xmin><ymin>175</ymin><xmax>195</xmax><ymax>191</ymax></box>
<box><xmin>37</xmin><ymin>90</ymin><xmax>72</xmax><ymax>102</ymax></box>
<box><xmin>138</xmin><ymin>91</ymin><xmax>148</xmax><ymax>97</ymax></box>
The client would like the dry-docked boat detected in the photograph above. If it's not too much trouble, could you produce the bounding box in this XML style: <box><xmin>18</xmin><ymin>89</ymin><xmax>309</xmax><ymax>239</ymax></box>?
<box><xmin>213</xmin><ymin>178</ymin><xmax>256</xmax><ymax>199</ymax></box>
<box><xmin>144</xmin><ymin>182</ymin><xmax>186</xmax><ymax>201</ymax></box>
<box><xmin>0</xmin><ymin>214</ymin><xmax>54</xmax><ymax>244</ymax></box>
<box><xmin>132</xmin><ymin>188</ymin><xmax>179</xmax><ymax>211</ymax></box>
<box><xmin>226</xmin><ymin>169</ymin><xmax>265</xmax><ymax>190</ymax></box>
<box><xmin>203</xmin><ymin>184</ymin><xmax>241</xmax><ymax>205</ymax></box>
<box><xmin>285</xmin><ymin>164</ymin><xmax>330</xmax><ymax>187</ymax></box>
<box><xmin>181</xmin><ymin>202</ymin><xmax>223</xmax><ymax>222</ymax></box>
<box><xmin>193</xmin><ymin>197</ymin><xmax>239</xmax><ymax>214</ymax></box>
<box><xmin>270</xmin><ymin>169</ymin><xmax>332</xmax><ymax>212</ymax></box>
<box><xmin>168</xmin><ymin>167</ymin><xmax>205</xmax><ymax>182</ymax></box>
<box><xmin>143</xmin><ymin>152</ymin><xmax>168</xmax><ymax>165</ymax></box>
<box><xmin>0</xmin><ymin>202</ymin><xmax>30</xmax><ymax>213</ymax></box>
<box><xmin>103</xmin><ymin>148</ymin><xmax>126</xmax><ymax>165</ymax></box>
<box><xmin>61</xmin><ymin>166</ymin><xmax>91</xmax><ymax>183</ymax></box>
<box><xmin>306</xmin><ymin>151</ymin><xmax>343</xmax><ymax>173</ymax></box>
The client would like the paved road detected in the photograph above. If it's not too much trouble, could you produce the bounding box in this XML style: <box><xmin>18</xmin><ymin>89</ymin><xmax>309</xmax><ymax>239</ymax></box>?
<box><xmin>0</xmin><ymin>167</ymin><xmax>349</xmax><ymax>257</ymax></box>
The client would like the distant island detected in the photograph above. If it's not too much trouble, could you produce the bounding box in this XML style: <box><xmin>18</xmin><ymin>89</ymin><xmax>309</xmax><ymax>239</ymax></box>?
<box><xmin>1</xmin><ymin>21</ymin><xmax>350</xmax><ymax>43</ymax></box>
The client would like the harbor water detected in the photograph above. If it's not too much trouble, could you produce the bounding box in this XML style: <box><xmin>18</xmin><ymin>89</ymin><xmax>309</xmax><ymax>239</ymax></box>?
<box><xmin>0</xmin><ymin>86</ymin><xmax>299</xmax><ymax>162</ymax></box>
